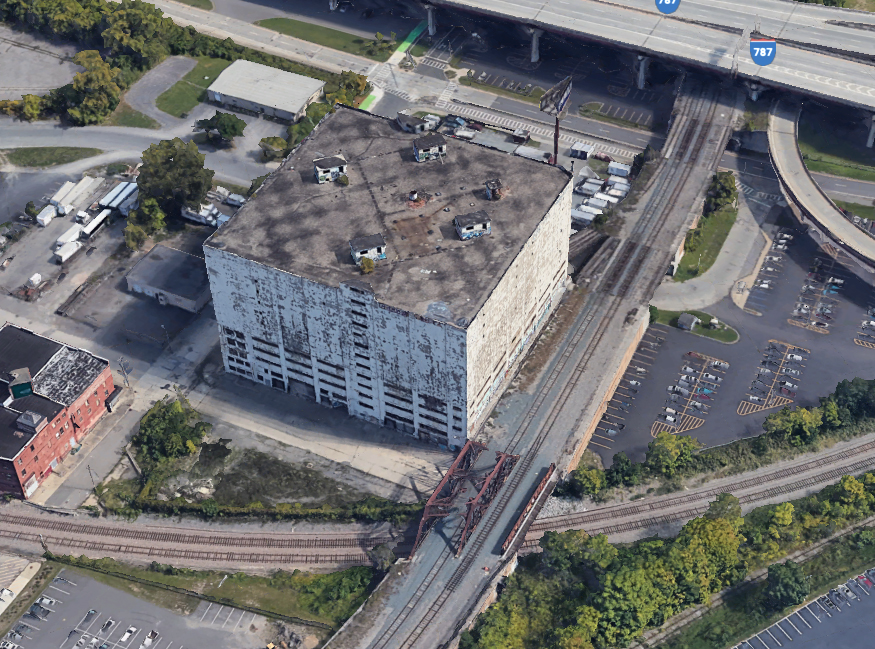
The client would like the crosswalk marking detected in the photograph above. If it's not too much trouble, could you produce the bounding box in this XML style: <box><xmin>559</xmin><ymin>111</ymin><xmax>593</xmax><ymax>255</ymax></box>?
<box><xmin>418</xmin><ymin>57</ymin><xmax>447</xmax><ymax>70</ymax></box>
<box><xmin>739</xmin><ymin>182</ymin><xmax>783</xmax><ymax>203</ymax></box>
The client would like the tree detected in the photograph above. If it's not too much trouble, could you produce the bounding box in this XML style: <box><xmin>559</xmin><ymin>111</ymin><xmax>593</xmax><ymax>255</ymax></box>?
<box><xmin>604</xmin><ymin>452</ymin><xmax>643</xmax><ymax>487</ymax></box>
<box><xmin>645</xmin><ymin>432</ymin><xmax>702</xmax><ymax>478</ymax></box>
<box><xmin>259</xmin><ymin>136</ymin><xmax>287</xmax><ymax>160</ymax></box>
<box><xmin>137</xmin><ymin>138</ymin><xmax>215</xmax><ymax>213</ymax></box>
<box><xmin>102</xmin><ymin>0</ymin><xmax>171</xmax><ymax>67</ymax></box>
<box><xmin>568</xmin><ymin>467</ymin><xmax>605</xmax><ymax>497</ymax></box>
<box><xmin>553</xmin><ymin>606</ymin><xmax>599</xmax><ymax>649</ymax></box>
<box><xmin>582</xmin><ymin>534</ymin><xmax>618</xmax><ymax>570</ymax></box>
<box><xmin>195</xmin><ymin>111</ymin><xmax>247</xmax><ymax>144</ymax></box>
<box><xmin>596</xmin><ymin>567</ymin><xmax>668</xmax><ymax>647</ymax></box>
<box><xmin>66</xmin><ymin>51</ymin><xmax>121</xmax><ymax>126</ymax></box>
<box><xmin>128</xmin><ymin>197</ymin><xmax>165</xmax><ymax>234</ymax></box>
<box><xmin>540</xmin><ymin>529</ymin><xmax>589</xmax><ymax>573</ymax></box>
<box><xmin>247</xmin><ymin>174</ymin><xmax>268</xmax><ymax>197</ymax></box>
<box><xmin>124</xmin><ymin>223</ymin><xmax>148</xmax><ymax>250</ymax></box>
<box><xmin>24</xmin><ymin>201</ymin><xmax>38</xmax><ymax>217</ymax></box>
<box><xmin>821</xmin><ymin>399</ymin><xmax>842</xmax><ymax>429</ymax></box>
<box><xmin>201</xmin><ymin>498</ymin><xmax>219</xmax><ymax>517</ymax></box>
<box><xmin>360</xmin><ymin>257</ymin><xmax>375</xmax><ymax>274</ymax></box>
<box><xmin>765</xmin><ymin>560</ymin><xmax>808</xmax><ymax>609</ymax></box>
<box><xmin>705</xmin><ymin>493</ymin><xmax>742</xmax><ymax>528</ymax></box>
<box><xmin>20</xmin><ymin>94</ymin><xmax>44</xmax><ymax>121</ymax></box>
<box><xmin>772</xmin><ymin>502</ymin><xmax>794</xmax><ymax>527</ymax></box>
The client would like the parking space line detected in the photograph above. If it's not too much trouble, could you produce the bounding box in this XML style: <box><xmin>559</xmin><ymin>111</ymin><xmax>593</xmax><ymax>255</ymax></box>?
<box><xmin>49</xmin><ymin>585</ymin><xmax>71</xmax><ymax>595</ymax></box>
<box><xmin>765</xmin><ymin>627</ymin><xmax>782</xmax><ymax>646</ymax></box>
<box><xmin>589</xmin><ymin>440</ymin><xmax>611</xmax><ymax>449</ymax></box>
<box><xmin>755</xmin><ymin>633</ymin><xmax>770</xmax><ymax>648</ymax></box>
<box><xmin>222</xmin><ymin>609</ymin><xmax>234</xmax><ymax>627</ymax></box>
<box><xmin>212</xmin><ymin>605</ymin><xmax>224</xmax><ymax>623</ymax></box>
<box><xmin>783</xmin><ymin>617</ymin><xmax>801</xmax><ymax>635</ymax></box>
<box><xmin>233</xmin><ymin>610</ymin><xmax>247</xmax><ymax>631</ymax></box>
<box><xmin>794</xmin><ymin>611</ymin><xmax>810</xmax><ymax>628</ymax></box>
<box><xmin>774</xmin><ymin>622</ymin><xmax>791</xmax><ymax>640</ymax></box>
<box><xmin>813</xmin><ymin>600</ymin><xmax>829</xmax><ymax>618</ymax></box>
<box><xmin>200</xmin><ymin>603</ymin><xmax>213</xmax><ymax>621</ymax></box>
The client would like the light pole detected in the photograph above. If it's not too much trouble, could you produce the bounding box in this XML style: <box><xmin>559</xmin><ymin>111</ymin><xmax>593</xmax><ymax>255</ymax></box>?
<box><xmin>161</xmin><ymin>325</ymin><xmax>172</xmax><ymax>352</ymax></box>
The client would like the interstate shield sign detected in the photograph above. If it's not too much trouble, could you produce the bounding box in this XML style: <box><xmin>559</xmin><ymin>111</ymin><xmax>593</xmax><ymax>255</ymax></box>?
<box><xmin>750</xmin><ymin>38</ymin><xmax>777</xmax><ymax>66</ymax></box>
<box><xmin>655</xmin><ymin>0</ymin><xmax>680</xmax><ymax>14</ymax></box>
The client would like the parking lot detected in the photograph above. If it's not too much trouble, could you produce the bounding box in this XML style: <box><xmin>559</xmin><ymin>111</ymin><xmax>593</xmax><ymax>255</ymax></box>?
<box><xmin>735</xmin><ymin>572</ymin><xmax>875</xmax><ymax>649</ymax></box>
<box><xmin>590</xmin><ymin>215</ymin><xmax>875</xmax><ymax>466</ymax></box>
<box><xmin>4</xmin><ymin>569</ymin><xmax>269</xmax><ymax>649</ymax></box>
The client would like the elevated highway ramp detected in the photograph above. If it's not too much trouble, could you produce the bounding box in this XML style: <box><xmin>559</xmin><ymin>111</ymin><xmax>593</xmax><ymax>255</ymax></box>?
<box><xmin>768</xmin><ymin>98</ymin><xmax>875</xmax><ymax>273</ymax></box>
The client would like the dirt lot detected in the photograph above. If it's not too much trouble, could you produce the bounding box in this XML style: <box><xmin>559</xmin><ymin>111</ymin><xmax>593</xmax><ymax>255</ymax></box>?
<box><xmin>0</xmin><ymin>25</ymin><xmax>82</xmax><ymax>100</ymax></box>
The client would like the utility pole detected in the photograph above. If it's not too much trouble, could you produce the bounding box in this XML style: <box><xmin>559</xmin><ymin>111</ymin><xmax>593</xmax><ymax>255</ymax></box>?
<box><xmin>161</xmin><ymin>324</ymin><xmax>172</xmax><ymax>352</ymax></box>
<box><xmin>539</xmin><ymin>76</ymin><xmax>573</xmax><ymax>166</ymax></box>
<box><xmin>117</xmin><ymin>357</ymin><xmax>131</xmax><ymax>388</ymax></box>
<box><xmin>87</xmin><ymin>464</ymin><xmax>97</xmax><ymax>491</ymax></box>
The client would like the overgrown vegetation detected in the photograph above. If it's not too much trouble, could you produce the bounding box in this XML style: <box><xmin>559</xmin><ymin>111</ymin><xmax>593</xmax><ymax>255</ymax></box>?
<box><xmin>257</xmin><ymin>19</ymin><xmax>400</xmax><ymax>62</ymax></box>
<box><xmin>133</xmin><ymin>394</ymin><xmax>211</xmax><ymax>471</ymax></box>
<box><xmin>834</xmin><ymin>198</ymin><xmax>875</xmax><ymax>221</ymax></box>
<box><xmin>194</xmin><ymin>110</ymin><xmax>246</xmax><ymax>144</ymax></box>
<box><xmin>2</xmin><ymin>147</ymin><xmax>103</xmax><ymax>168</ymax></box>
<box><xmin>0</xmin><ymin>0</ymin><xmax>368</xmax><ymax>126</ymax></box>
<box><xmin>562</xmin><ymin>377</ymin><xmax>875</xmax><ymax>502</ymax></box>
<box><xmin>799</xmin><ymin>103</ymin><xmax>875</xmax><ymax>183</ymax></box>
<box><xmin>51</xmin><ymin>555</ymin><xmax>373</xmax><ymax>628</ymax></box>
<box><xmin>155</xmin><ymin>56</ymin><xmax>232</xmax><ymax>117</ymax></box>
<box><xmin>465</xmin><ymin>456</ymin><xmax>875</xmax><ymax>649</ymax></box>
<box><xmin>102</xmin><ymin>101</ymin><xmax>161</xmax><ymax>128</ymax></box>
<box><xmin>675</xmin><ymin>171</ymin><xmax>738</xmax><ymax>281</ymax></box>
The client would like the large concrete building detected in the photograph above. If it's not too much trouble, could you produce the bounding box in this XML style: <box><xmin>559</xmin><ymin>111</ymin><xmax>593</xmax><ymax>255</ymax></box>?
<box><xmin>0</xmin><ymin>323</ymin><xmax>114</xmax><ymax>499</ymax></box>
<box><xmin>126</xmin><ymin>244</ymin><xmax>212</xmax><ymax>313</ymax></box>
<box><xmin>203</xmin><ymin>107</ymin><xmax>572</xmax><ymax>448</ymax></box>
<box><xmin>206</xmin><ymin>60</ymin><xmax>325</xmax><ymax>122</ymax></box>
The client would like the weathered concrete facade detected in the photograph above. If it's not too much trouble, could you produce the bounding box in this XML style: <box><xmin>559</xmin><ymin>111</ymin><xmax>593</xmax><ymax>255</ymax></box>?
<box><xmin>204</xmin><ymin>182</ymin><xmax>570</xmax><ymax>449</ymax></box>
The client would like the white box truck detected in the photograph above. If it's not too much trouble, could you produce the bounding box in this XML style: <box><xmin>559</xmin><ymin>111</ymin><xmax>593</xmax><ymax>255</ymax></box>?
<box><xmin>54</xmin><ymin>241</ymin><xmax>82</xmax><ymax>264</ymax></box>
<box><xmin>36</xmin><ymin>205</ymin><xmax>57</xmax><ymax>227</ymax></box>
<box><xmin>56</xmin><ymin>224</ymin><xmax>84</xmax><ymax>249</ymax></box>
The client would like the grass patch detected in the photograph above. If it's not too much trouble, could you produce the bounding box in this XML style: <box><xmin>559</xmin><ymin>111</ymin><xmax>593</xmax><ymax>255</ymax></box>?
<box><xmin>833</xmin><ymin>199</ymin><xmax>875</xmax><ymax>220</ymax></box>
<box><xmin>579</xmin><ymin>102</ymin><xmax>652</xmax><ymax>131</ymax></box>
<box><xmin>0</xmin><ymin>562</ymin><xmax>62</xmax><ymax>638</ymax></box>
<box><xmin>652</xmin><ymin>308</ymin><xmax>739</xmax><ymax>343</ymax></box>
<box><xmin>673</xmin><ymin>205</ymin><xmax>737</xmax><ymax>282</ymax></box>
<box><xmin>256</xmin><ymin>18</ymin><xmax>392</xmax><ymax>62</ymax></box>
<box><xmin>805</xmin><ymin>158</ymin><xmax>875</xmax><ymax>183</ymax></box>
<box><xmin>459</xmin><ymin>76</ymin><xmax>545</xmax><ymax>104</ymax></box>
<box><xmin>409</xmin><ymin>42</ymin><xmax>428</xmax><ymax>58</ymax></box>
<box><xmin>798</xmin><ymin>105</ymin><xmax>875</xmax><ymax>182</ymax></box>
<box><xmin>58</xmin><ymin>556</ymin><xmax>373</xmax><ymax>628</ymax></box>
<box><xmin>175</xmin><ymin>0</ymin><xmax>212</xmax><ymax>8</ymax></box>
<box><xmin>212</xmin><ymin>179</ymin><xmax>248</xmax><ymax>196</ymax></box>
<box><xmin>3</xmin><ymin>147</ymin><xmax>103</xmax><ymax>168</ymax></box>
<box><xmin>662</xmin><ymin>529</ymin><xmax>875</xmax><ymax>649</ymax></box>
<box><xmin>739</xmin><ymin>98</ymin><xmax>769</xmax><ymax>131</ymax></box>
<box><xmin>156</xmin><ymin>56</ymin><xmax>232</xmax><ymax>117</ymax></box>
<box><xmin>103</xmin><ymin>100</ymin><xmax>161</xmax><ymax>129</ymax></box>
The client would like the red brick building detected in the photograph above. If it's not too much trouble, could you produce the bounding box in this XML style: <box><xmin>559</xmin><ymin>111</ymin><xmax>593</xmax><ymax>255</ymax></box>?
<box><xmin>0</xmin><ymin>323</ymin><xmax>115</xmax><ymax>499</ymax></box>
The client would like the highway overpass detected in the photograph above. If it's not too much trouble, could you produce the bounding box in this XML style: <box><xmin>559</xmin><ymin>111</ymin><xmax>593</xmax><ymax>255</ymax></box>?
<box><xmin>427</xmin><ymin>0</ymin><xmax>875</xmax><ymax>110</ymax></box>
<box><xmin>769</xmin><ymin>99</ymin><xmax>875</xmax><ymax>273</ymax></box>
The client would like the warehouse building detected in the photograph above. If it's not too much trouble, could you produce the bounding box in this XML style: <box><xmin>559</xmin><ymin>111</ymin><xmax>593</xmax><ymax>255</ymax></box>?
<box><xmin>203</xmin><ymin>107</ymin><xmax>572</xmax><ymax>448</ymax></box>
<box><xmin>126</xmin><ymin>245</ymin><xmax>212</xmax><ymax>313</ymax></box>
<box><xmin>206</xmin><ymin>60</ymin><xmax>325</xmax><ymax>122</ymax></box>
<box><xmin>0</xmin><ymin>323</ymin><xmax>114</xmax><ymax>499</ymax></box>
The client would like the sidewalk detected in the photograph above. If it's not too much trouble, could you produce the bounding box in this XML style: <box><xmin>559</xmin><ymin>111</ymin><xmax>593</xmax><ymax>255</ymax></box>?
<box><xmin>0</xmin><ymin>554</ymin><xmax>41</xmax><ymax>618</ymax></box>
<box><xmin>651</xmin><ymin>192</ymin><xmax>769</xmax><ymax>311</ymax></box>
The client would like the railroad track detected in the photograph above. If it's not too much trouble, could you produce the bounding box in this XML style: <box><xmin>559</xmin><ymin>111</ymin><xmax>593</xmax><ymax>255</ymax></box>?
<box><xmin>0</xmin><ymin>512</ymin><xmax>392</xmax><ymax>550</ymax></box>
<box><xmin>0</xmin><ymin>528</ymin><xmax>370</xmax><ymax>566</ymax></box>
<box><xmin>362</xmin><ymin>77</ymin><xmax>731</xmax><ymax>649</ymax></box>
<box><xmin>523</xmin><ymin>437</ymin><xmax>875</xmax><ymax>546</ymax></box>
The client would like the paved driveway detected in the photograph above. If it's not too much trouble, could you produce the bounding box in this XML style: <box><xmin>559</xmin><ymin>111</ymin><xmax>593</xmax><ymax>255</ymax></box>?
<box><xmin>124</xmin><ymin>56</ymin><xmax>198</xmax><ymax>127</ymax></box>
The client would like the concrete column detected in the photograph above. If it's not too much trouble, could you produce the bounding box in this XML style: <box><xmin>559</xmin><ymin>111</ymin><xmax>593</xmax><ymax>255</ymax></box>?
<box><xmin>530</xmin><ymin>28</ymin><xmax>544</xmax><ymax>63</ymax></box>
<box><xmin>636</xmin><ymin>55</ymin><xmax>650</xmax><ymax>90</ymax></box>
<box><xmin>427</xmin><ymin>6</ymin><xmax>437</xmax><ymax>36</ymax></box>
<box><xmin>867</xmin><ymin>114</ymin><xmax>875</xmax><ymax>148</ymax></box>
<box><xmin>329</xmin><ymin>0</ymin><xmax>338</xmax><ymax>10</ymax></box>
<box><xmin>745</xmin><ymin>81</ymin><xmax>763</xmax><ymax>102</ymax></box>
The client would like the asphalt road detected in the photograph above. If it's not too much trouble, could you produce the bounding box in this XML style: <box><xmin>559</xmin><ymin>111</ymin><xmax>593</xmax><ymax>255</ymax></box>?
<box><xmin>428</xmin><ymin>0</ymin><xmax>875</xmax><ymax>110</ymax></box>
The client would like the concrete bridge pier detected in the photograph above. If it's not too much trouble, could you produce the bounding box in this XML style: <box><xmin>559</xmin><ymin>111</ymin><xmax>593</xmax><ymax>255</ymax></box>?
<box><xmin>745</xmin><ymin>81</ymin><xmax>765</xmax><ymax>102</ymax></box>
<box><xmin>529</xmin><ymin>28</ymin><xmax>544</xmax><ymax>63</ymax></box>
<box><xmin>636</xmin><ymin>55</ymin><xmax>650</xmax><ymax>90</ymax></box>
<box><xmin>867</xmin><ymin>114</ymin><xmax>875</xmax><ymax>148</ymax></box>
<box><xmin>427</xmin><ymin>5</ymin><xmax>437</xmax><ymax>36</ymax></box>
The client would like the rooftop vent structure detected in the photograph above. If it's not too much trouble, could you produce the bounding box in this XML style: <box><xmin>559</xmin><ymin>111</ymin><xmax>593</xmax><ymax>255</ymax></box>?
<box><xmin>454</xmin><ymin>211</ymin><xmax>491</xmax><ymax>241</ymax></box>
<box><xmin>397</xmin><ymin>112</ymin><xmax>428</xmax><ymax>134</ymax></box>
<box><xmin>350</xmin><ymin>234</ymin><xmax>387</xmax><ymax>265</ymax></box>
<box><xmin>16</xmin><ymin>410</ymin><xmax>47</xmax><ymax>435</ymax></box>
<box><xmin>413</xmin><ymin>133</ymin><xmax>447</xmax><ymax>163</ymax></box>
<box><xmin>485</xmin><ymin>179</ymin><xmax>504</xmax><ymax>200</ymax></box>
<box><xmin>314</xmin><ymin>155</ymin><xmax>347</xmax><ymax>184</ymax></box>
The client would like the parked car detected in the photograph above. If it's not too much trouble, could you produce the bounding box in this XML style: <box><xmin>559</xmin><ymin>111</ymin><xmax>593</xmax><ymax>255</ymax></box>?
<box><xmin>629</xmin><ymin>380</ymin><xmax>641</xmax><ymax>387</ymax></box>
<box><xmin>702</xmin><ymin>373</ymin><xmax>722</xmax><ymax>382</ymax></box>
<box><xmin>711</xmin><ymin>360</ymin><xmax>729</xmax><ymax>370</ymax></box>
<box><xmin>838</xmin><ymin>583</ymin><xmax>857</xmax><ymax>600</ymax></box>
<box><xmin>826</xmin><ymin>277</ymin><xmax>844</xmax><ymax>285</ymax></box>
<box><xmin>772</xmin><ymin>243</ymin><xmax>788</xmax><ymax>251</ymax></box>
<box><xmin>101</xmin><ymin>619</ymin><xmax>115</xmax><ymax>634</ymax></box>
<box><xmin>813</xmin><ymin>321</ymin><xmax>830</xmax><ymax>329</ymax></box>
<box><xmin>765</xmin><ymin>255</ymin><xmax>782</xmax><ymax>262</ymax></box>
<box><xmin>856</xmin><ymin>574</ymin><xmax>872</xmax><ymax>588</ymax></box>
<box><xmin>120</xmin><ymin>628</ymin><xmax>138</xmax><ymax>643</ymax></box>
<box><xmin>862</xmin><ymin>320</ymin><xmax>875</xmax><ymax>329</ymax></box>
<box><xmin>830</xmin><ymin>587</ymin><xmax>845</xmax><ymax>603</ymax></box>
<box><xmin>787</xmin><ymin>354</ymin><xmax>804</xmax><ymax>362</ymax></box>
<box><xmin>819</xmin><ymin>595</ymin><xmax>837</xmax><ymax>611</ymax></box>
<box><xmin>781</xmin><ymin>368</ymin><xmax>801</xmax><ymax>377</ymax></box>
<box><xmin>36</xmin><ymin>596</ymin><xmax>56</xmax><ymax>607</ymax></box>
<box><xmin>0</xmin><ymin>641</ymin><xmax>20</xmax><ymax>649</ymax></box>
<box><xmin>780</xmin><ymin>388</ymin><xmax>797</xmax><ymax>397</ymax></box>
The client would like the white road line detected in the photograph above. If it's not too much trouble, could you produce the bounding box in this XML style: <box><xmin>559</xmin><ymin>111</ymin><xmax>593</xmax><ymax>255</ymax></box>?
<box><xmin>232</xmin><ymin>610</ymin><xmax>247</xmax><ymax>630</ymax></box>
<box><xmin>765</xmin><ymin>627</ymin><xmax>782</xmax><ymax>646</ymax></box>
<box><xmin>783</xmin><ymin>617</ymin><xmax>801</xmax><ymax>634</ymax></box>
<box><xmin>249</xmin><ymin>612</ymin><xmax>257</xmax><ymax>626</ymax></box>
<box><xmin>775</xmin><ymin>621</ymin><xmax>792</xmax><ymax>639</ymax></box>
<box><xmin>211</xmin><ymin>605</ymin><xmax>224</xmax><ymax>623</ymax></box>
<box><xmin>794</xmin><ymin>611</ymin><xmax>811</xmax><ymax>628</ymax></box>
<box><xmin>221</xmin><ymin>609</ymin><xmax>234</xmax><ymax>627</ymax></box>
<box><xmin>200</xmin><ymin>603</ymin><xmax>213</xmax><ymax>621</ymax></box>
<box><xmin>755</xmin><ymin>634</ymin><xmax>770</xmax><ymax>648</ymax></box>
<box><xmin>49</xmin><ymin>585</ymin><xmax>71</xmax><ymax>595</ymax></box>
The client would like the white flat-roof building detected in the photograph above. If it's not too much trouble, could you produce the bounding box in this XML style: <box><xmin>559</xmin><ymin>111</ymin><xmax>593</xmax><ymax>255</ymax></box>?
<box><xmin>206</xmin><ymin>60</ymin><xmax>325</xmax><ymax>122</ymax></box>
<box><xmin>203</xmin><ymin>108</ymin><xmax>572</xmax><ymax>449</ymax></box>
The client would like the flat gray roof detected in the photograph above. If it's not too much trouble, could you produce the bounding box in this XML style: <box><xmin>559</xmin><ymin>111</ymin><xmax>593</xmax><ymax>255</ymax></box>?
<box><xmin>127</xmin><ymin>245</ymin><xmax>211</xmax><ymax>301</ymax></box>
<box><xmin>207</xmin><ymin>60</ymin><xmax>325</xmax><ymax>115</ymax></box>
<box><xmin>206</xmin><ymin>107</ymin><xmax>571</xmax><ymax>325</ymax></box>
